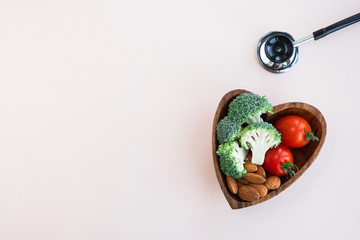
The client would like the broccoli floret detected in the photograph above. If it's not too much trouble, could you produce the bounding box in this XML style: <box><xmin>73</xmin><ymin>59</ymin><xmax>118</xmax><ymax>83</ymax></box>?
<box><xmin>216</xmin><ymin>141</ymin><xmax>248</xmax><ymax>178</ymax></box>
<box><xmin>216</xmin><ymin>116</ymin><xmax>242</xmax><ymax>144</ymax></box>
<box><xmin>228</xmin><ymin>93</ymin><xmax>273</xmax><ymax>125</ymax></box>
<box><xmin>240</xmin><ymin>122</ymin><xmax>281</xmax><ymax>165</ymax></box>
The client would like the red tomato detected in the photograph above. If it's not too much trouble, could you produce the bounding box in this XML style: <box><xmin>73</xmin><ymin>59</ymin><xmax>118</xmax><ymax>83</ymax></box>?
<box><xmin>274</xmin><ymin>115</ymin><xmax>318</xmax><ymax>148</ymax></box>
<box><xmin>263</xmin><ymin>144</ymin><xmax>295</xmax><ymax>176</ymax></box>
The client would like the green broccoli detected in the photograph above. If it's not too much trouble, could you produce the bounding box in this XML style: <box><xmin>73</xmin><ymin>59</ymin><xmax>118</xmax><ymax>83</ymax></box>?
<box><xmin>228</xmin><ymin>93</ymin><xmax>273</xmax><ymax>125</ymax></box>
<box><xmin>216</xmin><ymin>141</ymin><xmax>248</xmax><ymax>178</ymax></box>
<box><xmin>240</xmin><ymin>122</ymin><xmax>281</xmax><ymax>165</ymax></box>
<box><xmin>216</xmin><ymin>116</ymin><xmax>242</xmax><ymax>144</ymax></box>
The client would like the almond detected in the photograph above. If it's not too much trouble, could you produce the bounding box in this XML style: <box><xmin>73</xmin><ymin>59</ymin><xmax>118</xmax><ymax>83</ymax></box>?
<box><xmin>238</xmin><ymin>185</ymin><xmax>260</xmax><ymax>202</ymax></box>
<box><xmin>265</xmin><ymin>176</ymin><xmax>281</xmax><ymax>190</ymax></box>
<box><xmin>226</xmin><ymin>176</ymin><xmax>238</xmax><ymax>194</ymax></box>
<box><xmin>255</xmin><ymin>165</ymin><xmax>266</xmax><ymax>178</ymax></box>
<box><xmin>236</xmin><ymin>178</ymin><xmax>249</xmax><ymax>184</ymax></box>
<box><xmin>243</xmin><ymin>173</ymin><xmax>266</xmax><ymax>184</ymax></box>
<box><xmin>249</xmin><ymin>184</ymin><xmax>268</xmax><ymax>198</ymax></box>
<box><xmin>244</xmin><ymin>161</ymin><xmax>258</xmax><ymax>173</ymax></box>
<box><xmin>246</xmin><ymin>152</ymin><xmax>252</xmax><ymax>161</ymax></box>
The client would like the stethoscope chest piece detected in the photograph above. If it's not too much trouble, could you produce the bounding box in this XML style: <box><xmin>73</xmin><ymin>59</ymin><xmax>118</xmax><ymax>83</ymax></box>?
<box><xmin>256</xmin><ymin>31</ymin><xmax>299</xmax><ymax>73</ymax></box>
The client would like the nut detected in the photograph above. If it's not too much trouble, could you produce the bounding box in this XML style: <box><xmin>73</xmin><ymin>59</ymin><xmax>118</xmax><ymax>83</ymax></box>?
<box><xmin>246</xmin><ymin>152</ymin><xmax>252</xmax><ymax>161</ymax></box>
<box><xmin>236</xmin><ymin>178</ymin><xmax>249</xmax><ymax>185</ymax></box>
<box><xmin>238</xmin><ymin>185</ymin><xmax>260</xmax><ymax>202</ymax></box>
<box><xmin>249</xmin><ymin>184</ymin><xmax>268</xmax><ymax>198</ymax></box>
<box><xmin>265</xmin><ymin>176</ymin><xmax>281</xmax><ymax>190</ymax></box>
<box><xmin>243</xmin><ymin>173</ymin><xmax>266</xmax><ymax>184</ymax></box>
<box><xmin>226</xmin><ymin>176</ymin><xmax>238</xmax><ymax>194</ymax></box>
<box><xmin>244</xmin><ymin>161</ymin><xmax>258</xmax><ymax>173</ymax></box>
<box><xmin>255</xmin><ymin>165</ymin><xmax>266</xmax><ymax>178</ymax></box>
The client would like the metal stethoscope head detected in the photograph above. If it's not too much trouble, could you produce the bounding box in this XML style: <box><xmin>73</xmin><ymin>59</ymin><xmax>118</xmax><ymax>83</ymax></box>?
<box><xmin>257</xmin><ymin>13</ymin><xmax>360</xmax><ymax>73</ymax></box>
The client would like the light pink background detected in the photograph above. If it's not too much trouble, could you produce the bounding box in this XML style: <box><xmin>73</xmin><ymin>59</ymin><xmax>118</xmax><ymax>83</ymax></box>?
<box><xmin>0</xmin><ymin>1</ymin><xmax>359</xmax><ymax>239</ymax></box>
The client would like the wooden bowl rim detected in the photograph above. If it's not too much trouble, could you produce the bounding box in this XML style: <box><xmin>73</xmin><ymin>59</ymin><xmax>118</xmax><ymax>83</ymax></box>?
<box><xmin>212</xmin><ymin>89</ymin><xmax>327</xmax><ymax>209</ymax></box>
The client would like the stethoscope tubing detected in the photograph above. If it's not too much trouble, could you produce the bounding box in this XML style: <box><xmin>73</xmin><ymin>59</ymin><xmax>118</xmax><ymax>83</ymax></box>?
<box><xmin>294</xmin><ymin>12</ymin><xmax>360</xmax><ymax>48</ymax></box>
<box><xmin>313</xmin><ymin>12</ymin><xmax>360</xmax><ymax>40</ymax></box>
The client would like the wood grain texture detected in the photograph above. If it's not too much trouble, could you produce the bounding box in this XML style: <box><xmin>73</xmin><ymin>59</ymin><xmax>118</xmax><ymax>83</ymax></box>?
<box><xmin>212</xmin><ymin>89</ymin><xmax>327</xmax><ymax>209</ymax></box>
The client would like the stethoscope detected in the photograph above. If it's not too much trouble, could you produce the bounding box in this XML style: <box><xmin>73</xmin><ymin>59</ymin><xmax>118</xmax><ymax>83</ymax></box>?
<box><xmin>256</xmin><ymin>13</ymin><xmax>360</xmax><ymax>73</ymax></box>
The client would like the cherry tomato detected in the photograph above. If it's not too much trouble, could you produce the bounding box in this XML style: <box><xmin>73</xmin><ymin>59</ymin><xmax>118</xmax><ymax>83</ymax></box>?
<box><xmin>274</xmin><ymin>115</ymin><xmax>318</xmax><ymax>148</ymax></box>
<box><xmin>263</xmin><ymin>144</ymin><xmax>296</xmax><ymax>177</ymax></box>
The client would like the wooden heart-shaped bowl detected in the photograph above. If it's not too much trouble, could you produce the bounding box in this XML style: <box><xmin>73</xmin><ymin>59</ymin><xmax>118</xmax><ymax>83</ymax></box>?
<box><xmin>212</xmin><ymin>89</ymin><xmax>327</xmax><ymax>209</ymax></box>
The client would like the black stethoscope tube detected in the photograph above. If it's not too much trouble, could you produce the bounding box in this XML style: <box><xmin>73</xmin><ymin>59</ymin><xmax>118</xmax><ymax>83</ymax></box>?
<box><xmin>313</xmin><ymin>13</ymin><xmax>360</xmax><ymax>40</ymax></box>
